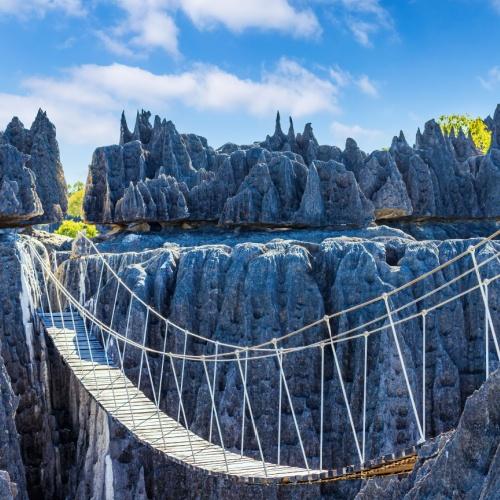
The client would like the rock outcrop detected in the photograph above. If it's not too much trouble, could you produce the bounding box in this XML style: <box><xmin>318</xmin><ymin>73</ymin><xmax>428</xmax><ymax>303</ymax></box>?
<box><xmin>0</xmin><ymin>145</ymin><xmax>43</xmax><ymax>225</ymax></box>
<box><xmin>55</xmin><ymin>229</ymin><xmax>499</xmax><ymax>474</ymax></box>
<box><xmin>0</xmin><ymin>223</ymin><xmax>499</xmax><ymax>498</ymax></box>
<box><xmin>356</xmin><ymin>368</ymin><xmax>500</xmax><ymax>499</ymax></box>
<box><xmin>0</xmin><ymin>110</ymin><xmax>67</xmax><ymax>226</ymax></box>
<box><xmin>84</xmin><ymin>105</ymin><xmax>500</xmax><ymax>229</ymax></box>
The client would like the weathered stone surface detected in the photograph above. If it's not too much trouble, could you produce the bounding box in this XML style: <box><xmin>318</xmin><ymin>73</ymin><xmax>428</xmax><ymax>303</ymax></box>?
<box><xmin>0</xmin><ymin>344</ymin><xmax>25</xmax><ymax>499</ymax></box>
<box><xmin>294</xmin><ymin>160</ymin><xmax>374</xmax><ymax>226</ymax></box>
<box><xmin>356</xmin><ymin>368</ymin><xmax>500</xmax><ymax>499</ymax></box>
<box><xmin>357</xmin><ymin>150</ymin><xmax>412</xmax><ymax>218</ymax></box>
<box><xmin>1</xmin><ymin>225</ymin><xmax>499</xmax><ymax>498</ymax></box>
<box><xmin>475</xmin><ymin>104</ymin><xmax>500</xmax><ymax>217</ymax></box>
<box><xmin>1</xmin><ymin>110</ymin><xmax>67</xmax><ymax>225</ymax></box>
<box><xmin>0</xmin><ymin>233</ymin><xmax>60</xmax><ymax>499</ymax></box>
<box><xmin>0</xmin><ymin>145</ymin><xmax>43</xmax><ymax>226</ymax></box>
<box><xmin>55</xmin><ymin>228</ymin><xmax>499</xmax><ymax>475</ymax></box>
<box><xmin>84</xmin><ymin>105</ymin><xmax>500</xmax><ymax>229</ymax></box>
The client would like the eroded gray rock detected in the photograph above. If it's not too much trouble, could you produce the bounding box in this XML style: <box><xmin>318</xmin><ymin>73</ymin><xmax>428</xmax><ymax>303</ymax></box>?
<box><xmin>0</xmin><ymin>145</ymin><xmax>43</xmax><ymax>226</ymax></box>
<box><xmin>1</xmin><ymin>111</ymin><xmax>67</xmax><ymax>225</ymax></box>
<box><xmin>83</xmin><ymin>105</ymin><xmax>500</xmax><ymax>229</ymax></box>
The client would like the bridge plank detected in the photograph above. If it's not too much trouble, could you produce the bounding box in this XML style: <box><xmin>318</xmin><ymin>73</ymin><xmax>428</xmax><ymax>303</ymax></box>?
<box><xmin>40</xmin><ymin>311</ymin><xmax>323</xmax><ymax>483</ymax></box>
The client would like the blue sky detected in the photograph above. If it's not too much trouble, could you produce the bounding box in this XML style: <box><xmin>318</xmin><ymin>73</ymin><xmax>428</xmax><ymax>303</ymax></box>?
<box><xmin>0</xmin><ymin>0</ymin><xmax>499</xmax><ymax>183</ymax></box>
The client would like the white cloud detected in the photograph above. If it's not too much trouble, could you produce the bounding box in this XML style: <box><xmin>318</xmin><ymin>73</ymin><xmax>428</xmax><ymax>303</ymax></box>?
<box><xmin>330</xmin><ymin>120</ymin><xmax>384</xmax><ymax>148</ymax></box>
<box><xmin>329</xmin><ymin>65</ymin><xmax>352</xmax><ymax>87</ymax></box>
<box><xmin>106</xmin><ymin>0</ymin><xmax>180</xmax><ymax>57</ymax></box>
<box><xmin>491</xmin><ymin>0</ymin><xmax>500</xmax><ymax>13</ymax></box>
<box><xmin>102</xmin><ymin>0</ymin><xmax>320</xmax><ymax>57</ymax></box>
<box><xmin>356</xmin><ymin>74</ymin><xmax>378</xmax><ymax>97</ymax></box>
<box><xmin>179</xmin><ymin>0</ymin><xmax>320</xmax><ymax>37</ymax></box>
<box><xmin>329</xmin><ymin>65</ymin><xmax>379</xmax><ymax>97</ymax></box>
<box><xmin>479</xmin><ymin>66</ymin><xmax>500</xmax><ymax>90</ymax></box>
<box><xmin>332</xmin><ymin>0</ymin><xmax>395</xmax><ymax>47</ymax></box>
<box><xmin>0</xmin><ymin>0</ymin><xmax>85</xmax><ymax>17</ymax></box>
<box><xmin>0</xmin><ymin>59</ymin><xmax>339</xmax><ymax>147</ymax></box>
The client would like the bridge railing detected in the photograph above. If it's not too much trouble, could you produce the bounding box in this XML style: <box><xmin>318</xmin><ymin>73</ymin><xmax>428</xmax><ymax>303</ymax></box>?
<box><xmin>17</xmin><ymin>231</ymin><xmax>500</xmax><ymax>477</ymax></box>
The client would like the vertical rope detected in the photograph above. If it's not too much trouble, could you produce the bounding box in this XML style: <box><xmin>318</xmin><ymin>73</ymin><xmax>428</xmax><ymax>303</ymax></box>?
<box><xmin>240</xmin><ymin>349</ymin><xmax>248</xmax><ymax>457</ymax></box>
<box><xmin>157</xmin><ymin>321</ymin><xmax>170</xmax><ymax>409</ymax></box>
<box><xmin>177</xmin><ymin>332</ymin><xmax>188</xmax><ymax>422</ymax></box>
<box><xmin>485</xmin><ymin>284</ymin><xmax>489</xmax><ymax>379</ymax></box>
<box><xmin>120</xmin><ymin>296</ymin><xmax>133</xmax><ymax>362</ymax></box>
<box><xmin>156</xmin><ymin>321</ymin><xmax>170</xmax><ymax>450</ymax></box>
<box><xmin>422</xmin><ymin>311</ymin><xmax>427</xmax><ymax>439</ymax></box>
<box><xmin>91</xmin><ymin>259</ymin><xmax>105</xmax><ymax>337</ymax></box>
<box><xmin>107</xmin><ymin>279</ymin><xmax>120</xmax><ymax>351</ymax></box>
<box><xmin>235</xmin><ymin>352</ymin><xmax>267</xmax><ymax>478</ymax></box>
<box><xmin>113</xmin><ymin>297</ymin><xmax>137</xmax><ymax>430</ymax></box>
<box><xmin>273</xmin><ymin>340</ymin><xmax>310</xmax><ymax>472</ymax></box>
<box><xmin>88</xmin><ymin>255</ymin><xmax>121</xmax><ymax>410</ymax></box>
<box><xmin>209</xmin><ymin>341</ymin><xmax>219</xmax><ymax>443</ymax></box>
<box><xmin>325</xmin><ymin>316</ymin><xmax>363</xmax><ymax>464</ymax></box>
<box><xmin>202</xmin><ymin>357</ymin><xmax>229</xmax><ymax>472</ymax></box>
<box><xmin>471</xmin><ymin>249</ymin><xmax>500</xmax><ymax>360</ymax></box>
<box><xmin>362</xmin><ymin>332</ymin><xmax>368</xmax><ymax>463</ymax></box>
<box><xmin>383</xmin><ymin>294</ymin><xmax>425</xmax><ymax>444</ymax></box>
<box><xmin>277</xmin><ymin>348</ymin><xmax>283</xmax><ymax>465</ymax></box>
<box><xmin>39</xmin><ymin>249</ymin><xmax>54</xmax><ymax>326</ymax></box>
<box><xmin>169</xmin><ymin>353</ymin><xmax>196</xmax><ymax>464</ymax></box>
<box><xmin>137</xmin><ymin>308</ymin><xmax>150</xmax><ymax>390</ymax></box>
<box><xmin>319</xmin><ymin>344</ymin><xmax>324</xmax><ymax>471</ymax></box>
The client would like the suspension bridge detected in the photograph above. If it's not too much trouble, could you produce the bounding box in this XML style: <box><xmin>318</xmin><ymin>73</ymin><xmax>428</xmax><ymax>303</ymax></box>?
<box><xmin>17</xmin><ymin>230</ymin><xmax>500</xmax><ymax>485</ymax></box>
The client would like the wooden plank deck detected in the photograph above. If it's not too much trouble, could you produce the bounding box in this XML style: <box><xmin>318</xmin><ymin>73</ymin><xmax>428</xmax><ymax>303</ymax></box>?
<box><xmin>38</xmin><ymin>311</ymin><xmax>323</xmax><ymax>484</ymax></box>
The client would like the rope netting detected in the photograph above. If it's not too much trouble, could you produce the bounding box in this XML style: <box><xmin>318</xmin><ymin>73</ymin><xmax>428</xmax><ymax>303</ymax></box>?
<box><xmin>16</xmin><ymin>230</ymin><xmax>500</xmax><ymax>478</ymax></box>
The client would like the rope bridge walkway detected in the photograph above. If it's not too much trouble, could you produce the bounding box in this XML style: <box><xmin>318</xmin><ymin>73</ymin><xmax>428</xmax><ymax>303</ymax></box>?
<box><xmin>17</xmin><ymin>231</ymin><xmax>500</xmax><ymax>484</ymax></box>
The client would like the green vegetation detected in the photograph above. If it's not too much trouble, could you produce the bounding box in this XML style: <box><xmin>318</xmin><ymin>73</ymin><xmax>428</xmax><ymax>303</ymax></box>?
<box><xmin>67</xmin><ymin>181</ymin><xmax>84</xmax><ymax>195</ymax></box>
<box><xmin>55</xmin><ymin>220</ymin><xmax>98</xmax><ymax>239</ymax></box>
<box><xmin>67</xmin><ymin>181</ymin><xmax>85</xmax><ymax>218</ymax></box>
<box><xmin>437</xmin><ymin>114</ymin><xmax>492</xmax><ymax>154</ymax></box>
<box><xmin>68</xmin><ymin>189</ymin><xmax>84</xmax><ymax>218</ymax></box>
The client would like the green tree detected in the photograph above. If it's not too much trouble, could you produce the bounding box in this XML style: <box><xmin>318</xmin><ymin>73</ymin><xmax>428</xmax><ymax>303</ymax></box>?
<box><xmin>55</xmin><ymin>220</ymin><xmax>98</xmax><ymax>239</ymax></box>
<box><xmin>67</xmin><ymin>181</ymin><xmax>84</xmax><ymax>195</ymax></box>
<box><xmin>437</xmin><ymin>114</ymin><xmax>492</xmax><ymax>154</ymax></box>
<box><xmin>67</xmin><ymin>189</ymin><xmax>84</xmax><ymax>218</ymax></box>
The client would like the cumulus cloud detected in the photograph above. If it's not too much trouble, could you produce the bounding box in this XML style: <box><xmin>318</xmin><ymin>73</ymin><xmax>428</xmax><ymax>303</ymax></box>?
<box><xmin>0</xmin><ymin>0</ymin><xmax>85</xmax><ymax>17</ymax></box>
<box><xmin>179</xmin><ymin>0</ymin><xmax>320</xmax><ymax>37</ymax></box>
<box><xmin>330</xmin><ymin>120</ymin><xmax>384</xmax><ymax>148</ymax></box>
<box><xmin>479</xmin><ymin>66</ymin><xmax>500</xmax><ymax>90</ymax></box>
<box><xmin>0</xmin><ymin>59</ymin><xmax>338</xmax><ymax>146</ymax></box>
<box><xmin>102</xmin><ymin>0</ymin><xmax>320</xmax><ymax>57</ymax></box>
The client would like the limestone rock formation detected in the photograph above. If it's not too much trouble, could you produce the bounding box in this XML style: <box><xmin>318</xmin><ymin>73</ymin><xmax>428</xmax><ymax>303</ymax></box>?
<box><xmin>356</xmin><ymin>368</ymin><xmax>500</xmax><ymax>499</ymax></box>
<box><xmin>0</xmin><ymin>145</ymin><xmax>43</xmax><ymax>226</ymax></box>
<box><xmin>84</xmin><ymin>105</ymin><xmax>500</xmax><ymax>230</ymax></box>
<box><xmin>0</xmin><ymin>224</ymin><xmax>499</xmax><ymax>498</ymax></box>
<box><xmin>355</xmin><ymin>149</ymin><xmax>412</xmax><ymax>218</ymax></box>
<box><xmin>0</xmin><ymin>110</ymin><xmax>67</xmax><ymax>225</ymax></box>
<box><xmin>55</xmin><ymin>229</ymin><xmax>500</xmax><ymax>475</ymax></box>
<box><xmin>475</xmin><ymin>104</ymin><xmax>500</xmax><ymax>216</ymax></box>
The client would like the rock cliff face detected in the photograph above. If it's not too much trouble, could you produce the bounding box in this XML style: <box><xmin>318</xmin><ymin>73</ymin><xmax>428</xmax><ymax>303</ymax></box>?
<box><xmin>356</xmin><ymin>368</ymin><xmax>500</xmax><ymax>499</ymax></box>
<box><xmin>0</xmin><ymin>224</ymin><xmax>498</xmax><ymax>499</ymax></box>
<box><xmin>0</xmin><ymin>145</ymin><xmax>43</xmax><ymax>225</ymax></box>
<box><xmin>0</xmin><ymin>111</ymin><xmax>67</xmax><ymax>226</ymax></box>
<box><xmin>84</xmin><ymin>105</ymin><xmax>500</xmax><ymax>229</ymax></box>
<box><xmin>55</xmin><ymin>229</ymin><xmax>499</xmax><ymax>475</ymax></box>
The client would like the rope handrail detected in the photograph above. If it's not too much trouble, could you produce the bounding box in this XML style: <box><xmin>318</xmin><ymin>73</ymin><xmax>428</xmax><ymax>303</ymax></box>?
<box><xmin>20</xmin><ymin>237</ymin><xmax>500</xmax><ymax>363</ymax></box>
<box><xmin>74</xmin><ymin>229</ymin><xmax>500</xmax><ymax>355</ymax></box>
<box><xmin>74</xmin><ymin>230</ymin><xmax>500</xmax><ymax>355</ymax></box>
<box><xmin>17</xmin><ymin>232</ymin><xmax>500</xmax><ymax>481</ymax></box>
